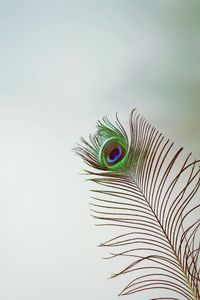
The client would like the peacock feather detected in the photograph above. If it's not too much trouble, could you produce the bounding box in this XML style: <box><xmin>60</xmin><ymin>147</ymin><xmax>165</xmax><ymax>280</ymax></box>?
<box><xmin>74</xmin><ymin>109</ymin><xmax>200</xmax><ymax>299</ymax></box>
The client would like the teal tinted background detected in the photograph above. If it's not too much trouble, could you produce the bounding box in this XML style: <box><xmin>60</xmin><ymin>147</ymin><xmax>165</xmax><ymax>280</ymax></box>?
<box><xmin>0</xmin><ymin>1</ymin><xmax>200</xmax><ymax>299</ymax></box>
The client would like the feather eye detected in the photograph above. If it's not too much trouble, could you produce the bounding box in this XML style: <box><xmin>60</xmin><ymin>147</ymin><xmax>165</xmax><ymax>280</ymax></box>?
<box><xmin>76</xmin><ymin>115</ymin><xmax>130</xmax><ymax>171</ymax></box>
<box><xmin>74</xmin><ymin>110</ymin><xmax>200</xmax><ymax>300</ymax></box>
<box><xmin>100</xmin><ymin>138</ymin><xmax>127</xmax><ymax>169</ymax></box>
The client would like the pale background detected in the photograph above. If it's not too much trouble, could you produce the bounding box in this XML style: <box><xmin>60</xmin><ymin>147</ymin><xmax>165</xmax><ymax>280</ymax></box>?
<box><xmin>0</xmin><ymin>1</ymin><xmax>200</xmax><ymax>299</ymax></box>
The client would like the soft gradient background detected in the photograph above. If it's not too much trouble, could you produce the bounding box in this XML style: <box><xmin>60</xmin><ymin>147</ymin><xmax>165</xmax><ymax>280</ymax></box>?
<box><xmin>0</xmin><ymin>1</ymin><xmax>200</xmax><ymax>299</ymax></box>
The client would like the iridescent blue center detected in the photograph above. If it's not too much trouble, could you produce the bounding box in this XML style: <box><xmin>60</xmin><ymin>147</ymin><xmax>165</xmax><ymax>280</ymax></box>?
<box><xmin>107</xmin><ymin>146</ymin><xmax>122</xmax><ymax>163</ymax></box>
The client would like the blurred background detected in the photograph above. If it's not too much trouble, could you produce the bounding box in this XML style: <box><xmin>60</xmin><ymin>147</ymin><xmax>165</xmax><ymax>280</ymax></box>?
<box><xmin>0</xmin><ymin>0</ymin><xmax>199</xmax><ymax>299</ymax></box>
